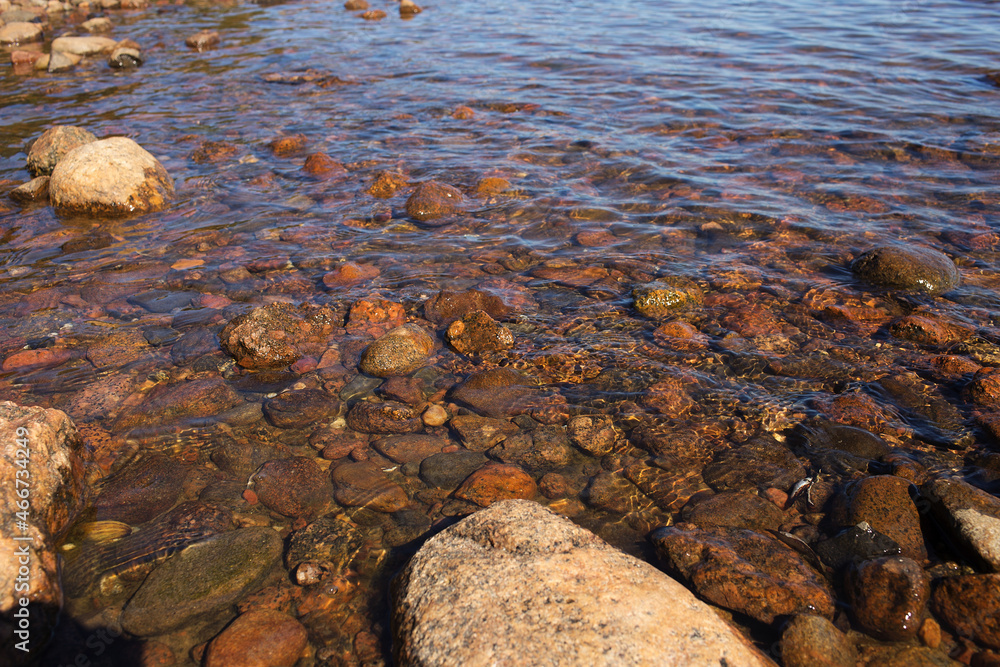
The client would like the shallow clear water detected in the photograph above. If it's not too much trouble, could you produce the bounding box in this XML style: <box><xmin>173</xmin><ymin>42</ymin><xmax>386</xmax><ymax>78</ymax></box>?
<box><xmin>2</xmin><ymin>0</ymin><xmax>1000</xmax><ymax>663</ymax></box>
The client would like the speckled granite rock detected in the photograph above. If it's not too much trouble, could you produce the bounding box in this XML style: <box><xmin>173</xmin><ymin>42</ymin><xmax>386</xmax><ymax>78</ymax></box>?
<box><xmin>392</xmin><ymin>500</ymin><xmax>773</xmax><ymax>667</ymax></box>
<box><xmin>922</xmin><ymin>477</ymin><xmax>1000</xmax><ymax>572</ymax></box>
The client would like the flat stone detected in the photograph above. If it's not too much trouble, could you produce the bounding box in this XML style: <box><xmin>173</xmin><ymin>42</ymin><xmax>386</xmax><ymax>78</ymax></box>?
<box><xmin>566</xmin><ymin>414</ymin><xmax>620</xmax><ymax>457</ymax></box>
<box><xmin>392</xmin><ymin>500</ymin><xmax>771</xmax><ymax>666</ymax></box>
<box><xmin>127</xmin><ymin>289</ymin><xmax>198</xmax><ymax>313</ymax></box>
<box><xmin>0</xmin><ymin>21</ymin><xmax>43</xmax><ymax>45</ymax></box>
<box><xmin>922</xmin><ymin>477</ymin><xmax>1000</xmax><ymax>572</ymax></box>
<box><xmin>446</xmin><ymin>309</ymin><xmax>514</xmax><ymax>354</ymax></box>
<box><xmin>702</xmin><ymin>434</ymin><xmax>806</xmax><ymax>492</ymax></box>
<box><xmin>454</xmin><ymin>463</ymin><xmax>536</xmax><ymax>507</ymax></box>
<box><xmin>115</xmin><ymin>377</ymin><xmax>241</xmax><ymax>429</ymax></box>
<box><xmin>419</xmin><ymin>450</ymin><xmax>488</xmax><ymax>489</ymax></box>
<box><xmin>372</xmin><ymin>434</ymin><xmax>447</xmax><ymax>464</ymax></box>
<box><xmin>9</xmin><ymin>176</ymin><xmax>49</xmax><ymax>204</ymax></box>
<box><xmin>331</xmin><ymin>461</ymin><xmax>409</xmax><ymax>512</ymax></box>
<box><xmin>931</xmin><ymin>574</ymin><xmax>1000</xmax><ymax>650</ymax></box>
<box><xmin>204</xmin><ymin>610</ymin><xmax>307</xmax><ymax>667</ymax></box>
<box><xmin>813</xmin><ymin>522</ymin><xmax>901</xmax><ymax>571</ymax></box>
<box><xmin>93</xmin><ymin>453</ymin><xmax>185</xmax><ymax>524</ymax></box>
<box><xmin>837</xmin><ymin>475</ymin><xmax>927</xmax><ymax>561</ymax></box>
<box><xmin>449</xmin><ymin>414</ymin><xmax>519</xmax><ymax>451</ymax></box>
<box><xmin>680</xmin><ymin>491</ymin><xmax>786</xmax><ymax>532</ymax></box>
<box><xmin>450</xmin><ymin>367</ymin><xmax>537</xmax><ymax>418</ymax></box>
<box><xmin>263</xmin><ymin>389</ymin><xmax>340</xmax><ymax>429</ymax></box>
<box><xmin>651</xmin><ymin>523</ymin><xmax>835</xmax><ymax>624</ymax></box>
<box><xmin>253</xmin><ymin>457</ymin><xmax>332</xmax><ymax>518</ymax></box>
<box><xmin>346</xmin><ymin>400</ymin><xmax>422</xmax><ymax>434</ymax></box>
<box><xmin>851</xmin><ymin>246</ymin><xmax>960</xmax><ymax>295</ymax></box>
<box><xmin>633</xmin><ymin>277</ymin><xmax>703</xmax><ymax>318</ymax></box>
<box><xmin>121</xmin><ymin>527</ymin><xmax>282</xmax><ymax>637</ymax></box>
<box><xmin>423</xmin><ymin>288</ymin><xmax>513</xmax><ymax>325</ymax></box>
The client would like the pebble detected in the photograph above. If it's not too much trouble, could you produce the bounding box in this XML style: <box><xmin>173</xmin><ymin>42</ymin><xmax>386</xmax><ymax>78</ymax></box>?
<box><xmin>404</xmin><ymin>181</ymin><xmax>464</xmax><ymax>222</ymax></box>
<box><xmin>372</xmin><ymin>434</ymin><xmax>446</xmax><ymax>464</ymax></box>
<box><xmin>285</xmin><ymin>514</ymin><xmax>363</xmax><ymax>572</ymax></box>
<box><xmin>186</xmin><ymin>29</ymin><xmax>220</xmax><ymax>50</ymax></box>
<box><xmin>263</xmin><ymin>389</ymin><xmax>341</xmax><ymax>429</ymax></box>
<box><xmin>344</xmin><ymin>0</ymin><xmax>367</xmax><ymax>8</ymax></box>
<box><xmin>851</xmin><ymin>246</ymin><xmax>960</xmax><ymax>295</ymax></box>
<box><xmin>453</xmin><ymin>462</ymin><xmax>537</xmax><ymax>506</ymax></box>
<box><xmin>399</xmin><ymin>0</ymin><xmax>421</xmax><ymax>15</ymax></box>
<box><xmin>93</xmin><ymin>453</ymin><xmax>185</xmax><ymax>523</ymax></box>
<box><xmin>450</xmin><ymin>367</ymin><xmax>536</xmax><ymax>418</ymax></box>
<box><xmin>219</xmin><ymin>303</ymin><xmax>305</xmax><ymax>370</ymax></box>
<box><xmin>204</xmin><ymin>610</ymin><xmax>307</xmax><ymax>667</ymax></box>
<box><xmin>931</xmin><ymin>574</ymin><xmax>1000</xmax><ymax>649</ymax></box>
<box><xmin>346</xmin><ymin>400</ymin><xmax>422</xmax><ymax>434</ymax></box>
<box><xmin>49</xmin><ymin>137</ymin><xmax>174</xmax><ymax>216</ymax></box>
<box><xmin>450</xmin><ymin>414</ymin><xmax>519</xmax><ymax>451</ymax></box>
<box><xmin>566</xmin><ymin>414</ymin><xmax>620</xmax><ymax>457</ymax></box>
<box><xmin>331</xmin><ymin>460</ymin><xmax>409</xmax><ymax>512</ymax></box>
<box><xmin>2</xmin><ymin>346</ymin><xmax>71</xmax><ymax>372</ymax></box>
<box><xmin>845</xmin><ymin>556</ymin><xmax>929</xmax><ymax>641</ymax></box>
<box><xmin>445</xmin><ymin>310</ymin><xmax>514</xmax><ymax>354</ymax></box>
<box><xmin>27</xmin><ymin>126</ymin><xmax>97</xmax><ymax>177</ymax></box>
<box><xmin>269</xmin><ymin>134</ymin><xmax>307</xmax><ymax>156</ymax></box>
<box><xmin>475</xmin><ymin>176</ymin><xmax>510</xmax><ymax>196</ymax></box>
<box><xmin>702</xmin><ymin>434</ymin><xmax>806</xmax><ymax>492</ymax></box>
<box><xmin>814</xmin><ymin>522</ymin><xmax>901</xmax><ymax>571</ymax></box>
<box><xmin>128</xmin><ymin>289</ymin><xmax>197</xmax><ymax>312</ymax></box>
<box><xmin>253</xmin><ymin>457</ymin><xmax>332</xmax><ymax>518</ymax></box>
<box><xmin>0</xmin><ymin>21</ymin><xmax>42</xmax><ymax>45</ymax></box>
<box><xmin>424</xmin><ymin>288</ymin><xmax>513</xmax><ymax>324</ymax></box>
<box><xmin>115</xmin><ymin>377</ymin><xmax>241</xmax><ymax>429</ymax></box>
<box><xmin>367</xmin><ymin>170</ymin><xmax>406</xmax><ymax>198</ymax></box>
<box><xmin>680</xmin><ymin>490</ymin><xmax>786</xmax><ymax>531</ymax></box>
<box><xmin>632</xmin><ymin>277</ymin><xmax>703</xmax><ymax>318</ymax></box>
<box><xmin>358</xmin><ymin>324</ymin><xmax>434</xmax><ymax>377</ymax></box>
<box><xmin>51</xmin><ymin>35</ymin><xmax>117</xmax><ymax>55</ymax></box>
<box><xmin>82</xmin><ymin>17</ymin><xmax>113</xmax><ymax>32</ymax></box>
<box><xmin>422</xmin><ymin>404</ymin><xmax>448</xmax><ymax>426</ymax></box>
<box><xmin>360</xmin><ymin>9</ymin><xmax>386</xmax><ymax>20</ymax></box>
<box><xmin>650</xmin><ymin>523</ymin><xmax>836</xmax><ymax>624</ymax></box>
<box><xmin>302</xmin><ymin>152</ymin><xmax>346</xmax><ymax>179</ymax></box>
<box><xmin>121</xmin><ymin>527</ymin><xmax>282</xmax><ymax>637</ymax></box>
<box><xmin>781</xmin><ymin>614</ymin><xmax>856</xmax><ymax>667</ymax></box>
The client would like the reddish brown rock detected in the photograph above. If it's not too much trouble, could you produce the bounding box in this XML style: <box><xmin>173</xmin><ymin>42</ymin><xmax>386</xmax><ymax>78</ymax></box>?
<box><xmin>475</xmin><ymin>176</ymin><xmax>509</xmax><ymax>196</ymax></box>
<box><xmin>359</xmin><ymin>324</ymin><xmax>434</xmax><ymax>377</ymax></box>
<box><xmin>650</xmin><ymin>523</ymin><xmax>835</xmax><ymax>624</ymax></box>
<box><xmin>253</xmin><ymin>457</ymin><xmax>332</xmax><ymax>518</ymax></box>
<box><xmin>347</xmin><ymin>299</ymin><xmax>405</xmax><ymax>328</ymax></box>
<box><xmin>220</xmin><ymin>303</ymin><xmax>306</xmax><ymax>370</ymax></box>
<box><xmin>450</xmin><ymin>367</ymin><xmax>537</xmax><ymax>419</ymax></box>
<box><xmin>49</xmin><ymin>137</ymin><xmax>174</xmax><ymax>216</ymax></box>
<box><xmin>10</xmin><ymin>175</ymin><xmax>49</xmax><ymax>204</ymax></box>
<box><xmin>423</xmin><ymin>288</ymin><xmax>512</xmax><ymax>325</ymax></box>
<box><xmin>452</xmin><ymin>105</ymin><xmax>475</xmax><ymax>120</ymax></box>
<box><xmin>360</xmin><ymin>9</ymin><xmax>386</xmax><ymax>20</ymax></box>
<box><xmin>931</xmin><ymin>574</ymin><xmax>1000</xmax><ymax>650</ymax></box>
<box><xmin>889</xmin><ymin>314</ymin><xmax>970</xmax><ymax>346</ymax></box>
<box><xmin>93</xmin><ymin>453</ymin><xmax>185</xmax><ymax>524</ymax></box>
<box><xmin>311</xmin><ymin>428</ymin><xmax>368</xmax><ymax>459</ymax></box>
<box><xmin>454</xmin><ymin>463</ymin><xmax>536</xmax><ymax>506</ymax></box>
<box><xmin>392</xmin><ymin>501</ymin><xmax>772</xmax><ymax>667</ymax></box>
<box><xmin>382</xmin><ymin>376</ymin><xmax>426</xmax><ymax>405</ymax></box>
<box><xmin>531</xmin><ymin>265</ymin><xmax>608</xmax><ymax>288</ymax></box>
<box><xmin>632</xmin><ymin>278</ymin><xmax>704</xmax><ymax>318</ymax></box>
<box><xmin>566</xmin><ymin>414</ymin><xmax>620</xmax><ymax>457</ymax></box>
<box><xmin>367</xmin><ymin>170</ymin><xmax>407</xmax><ymax>198</ymax></box>
<box><xmin>845</xmin><ymin>556</ymin><xmax>929</xmax><ymax>641</ymax></box>
<box><xmin>331</xmin><ymin>461</ymin><xmax>408</xmax><ymax>512</ymax></box>
<box><xmin>851</xmin><ymin>245</ymin><xmax>960</xmax><ymax>295</ymax></box>
<box><xmin>702</xmin><ymin>435</ymin><xmax>806</xmax><ymax>493</ymax></box>
<box><xmin>263</xmin><ymin>389</ymin><xmax>341</xmax><ymax>429</ymax></box>
<box><xmin>399</xmin><ymin>0</ymin><xmax>422</xmax><ymax>15</ymax></box>
<box><xmin>346</xmin><ymin>400</ymin><xmax>422</xmax><ymax>434</ymax></box>
<box><xmin>445</xmin><ymin>310</ymin><xmax>514</xmax><ymax>354</ymax></box>
<box><xmin>322</xmin><ymin>261</ymin><xmax>379</xmax><ymax>288</ymax></box>
<box><xmin>680</xmin><ymin>491</ymin><xmax>786</xmax><ymax>532</ymax></box>
<box><xmin>191</xmin><ymin>140</ymin><xmax>239</xmax><ymax>164</ymax></box>
<box><xmin>185</xmin><ymin>29</ymin><xmax>220</xmax><ymax>50</ymax></box>
<box><xmin>269</xmin><ymin>134</ymin><xmax>307</xmax><ymax>156</ymax></box>
<box><xmin>204</xmin><ymin>609</ymin><xmax>307</xmax><ymax>667</ymax></box>
<box><xmin>405</xmin><ymin>181</ymin><xmax>464</xmax><ymax>222</ymax></box>
<box><xmin>303</xmin><ymin>152</ymin><xmax>346</xmax><ymax>179</ymax></box>
<box><xmin>838</xmin><ymin>475</ymin><xmax>928</xmax><ymax>561</ymax></box>
<box><xmin>813</xmin><ymin>390</ymin><xmax>903</xmax><ymax>436</ymax></box>
<box><xmin>781</xmin><ymin>614</ymin><xmax>855</xmax><ymax>667</ymax></box>
<box><xmin>372</xmin><ymin>434</ymin><xmax>446</xmax><ymax>464</ymax></box>
<box><xmin>116</xmin><ymin>377</ymin><xmax>241</xmax><ymax>429</ymax></box>
<box><xmin>641</xmin><ymin>374</ymin><xmax>695</xmax><ymax>415</ymax></box>
<box><xmin>2</xmin><ymin>347</ymin><xmax>72</xmax><ymax>373</ymax></box>
<box><xmin>969</xmin><ymin>370</ymin><xmax>1000</xmax><ymax>408</ymax></box>
<box><xmin>449</xmin><ymin>414</ymin><xmax>519</xmax><ymax>451</ymax></box>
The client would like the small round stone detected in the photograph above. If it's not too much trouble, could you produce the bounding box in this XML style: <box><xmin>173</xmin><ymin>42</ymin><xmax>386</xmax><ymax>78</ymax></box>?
<box><xmin>851</xmin><ymin>246</ymin><xmax>960</xmax><ymax>295</ymax></box>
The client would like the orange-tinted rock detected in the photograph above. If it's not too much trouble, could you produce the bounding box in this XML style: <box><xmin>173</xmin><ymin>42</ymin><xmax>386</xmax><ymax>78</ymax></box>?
<box><xmin>450</xmin><ymin>414</ymin><xmax>520</xmax><ymax>451</ymax></box>
<box><xmin>889</xmin><ymin>314</ymin><xmax>969</xmax><ymax>346</ymax></box>
<box><xmin>641</xmin><ymin>375</ymin><xmax>695</xmax><ymax>415</ymax></box>
<box><xmin>474</xmin><ymin>176</ymin><xmax>509</xmax><ymax>196</ymax></box>
<box><xmin>2</xmin><ymin>347</ymin><xmax>72</xmax><ymax>372</ymax></box>
<box><xmin>566</xmin><ymin>415</ymin><xmax>619</xmax><ymax>457</ymax></box>
<box><xmin>116</xmin><ymin>377</ymin><xmax>241</xmax><ymax>429</ymax></box>
<box><xmin>680</xmin><ymin>491</ymin><xmax>786</xmax><ymax>532</ymax></box>
<box><xmin>575</xmin><ymin>230</ymin><xmax>617</xmax><ymax>247</ymax></box>
<box><xmin>27</xmin><ymin>126</ymin><xmax>97</xmax><ymax>177</ymax></box>
<box><xmin>632</xmin><ymin>278</ymin><xmax>703</xmax><ymax>317</ymax></box>
<box><xmin>368</xmin><ymin>170</ymin><xmax>407</xmax><ymax>198</ymax></box>
<box><xmin>382</xmin><ymin>376</ymin><xmax>426</xmax><ymax>405</ymax></box>
<box><xmin>185</xmin><ymin>29</ymin><xmax>220</xmax><ymax>50</ymax></box>
<box><xmin>781</xmin><ymin>614</ymin><xmax>856</xmax><ymax>667</ymax></box>
<box><xmin>845</xmin><ymin>556</ymin><xmax>929</xmax><ymax>641</ymax></box>
<box><xmin>204</xmin><ymin>610</ymin><xmax>307</xmax><ymax>667</ymax></box>
<box><xmin>405</xmin><ymin>181</ymin><xmax>464</xmax><ymax>222</ymax></box>
<box><xmin>372</xmin><ymin>434</ymin><xmax>446</xmax><ymax>464</ymax></box>
<box><xmin>191</xmin><ymin>140</ymin><xmax>240</xmax><ymax>164</ymax></box>
<box><xmin>359</xmin><ymin>324</ymin><xmax>434</xmax><ymax>377</ymax></box>
<box><xmin>424</xmin><ymin>288</ymin><xmax>512</xmax><ymax>325</ymax></box>
<box><xmin>838</xmin><ymin>475</ymin><xmax>927</xmax><ymax>561</ymax></box>
<box><xmin>930</xmin><ymin>354</ymin><xmax>980</xmax><ymax>379</ymax></box>
<box><xmin>702</xmin><ymin>435</ymin><xmax>806</xmax><ymax>493</ymax></box>
<box><xmin>399</xmin><ymin>0</ymin><xmax>421</xmax><ymax>15</ymax></box>
<box><xmin>851</xmin><ymin>246</ymin><xmax>960</xmax><ymax>295</ymax></box>
<box><xmin>310</xmin><ymin>427</ymin><xmax>368</xmax><ymax>459</ymax></box>
<box><xmin>452</xmin><ymin>105</ymin><xmax>475</xmax><ymax>120</ymax></box>
<box><xmin>531</xmin><ymin>265</ymin><xmax>608</xmax><ymax>288</ymax></box>
<box><xmin>651</xmin><ymin>523</ymin><xmax>835</xmax><ymax>624</ymax></box>
<box><xmin>220</xmin><ymin>303</ymin><xmax>304</xmax><ymax>370</ymax></box>
<box><xmin>93</xmin><ymin>453</ymin><xmax>185</xmax><ymax>524</ymax></box>
<box><xmin>454</xmin><ymin>463</ymin><xmax>536</xmax><ymax>506</ymax></box>
<box><xmin>361</xmin><ymin>9</ymin><xmax>387</xmax><ymax>20</ymax></box>
<box><xmin>445</xmin><ymin>310</ymin><xmax>514</xmax><ymax>354</ymax></box>
<box><xmin>344</xmin><ymin>0</ymin><xmax>368</xmax><ymax>9</ymax></box>
<box><xmin>264</xmin><ymin>389</ymin><xmax>341</xmax><ymax>429</ymax></box>
<box><xmin>931</xmin><ymin>574</ymin><xmax>1000</xmax><ymax>650</ymax></box>
<box><xmin>269</xmin><ymin>134</ymin><xmax>307</xmax><ymax>156</ymax></box>
<box><xmin>450</xmin><ymin>367</ymin><xmax>536</xmax><ymax>419</ymax></box>
<box><xmin>812</xmin><ymin>391</ymin><xmax>902</xmax><ymax>436</ymax></box>
<box><xmin>969</xmin><ymin>370</ymin><xmax>1000</xmax><ymax>408</ymax></box>
<box><xmin>346</xmin><ymin>400</ymin><xmax>422</xmax><ymax>434</ymax></box>
<box><xmin>253</xmin><ymin>457</ymin><xmax>332</xmax><ymax>518</ymax></box>
<box><xmin>303</xmin><ymin>152</ymin><xmax>347</xmax><ymax>179</ymax></box>
<box><xmin>347</xmin><ymin>299</ymin><xmax>405</xmax><ymax>328</ymax></box>
<box><xmin>331</xmin><ymin>461</ymin><xmax>408</xmax><ymax>511</ymax></box>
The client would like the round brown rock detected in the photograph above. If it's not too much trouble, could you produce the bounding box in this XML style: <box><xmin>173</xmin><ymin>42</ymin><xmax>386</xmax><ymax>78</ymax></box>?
<box><xmin>931</xmin><ymin>574</ymin><xmax>1000</xmax><ymax>649</ymax></box>
<box><xmin>49</xmin><ymin>137</ymin><xmax>174</xmax><ymax>216</ymax></box>
<box><xmin>27</xmin><ymin>126</ymin><xmax>97</xmax><ymax>177</ymax></box>
<box><xmin>845</xmin><ymin>556</ymin><xmax>929</xmax><ymax>641</ymax></box>
<box><xmin>840</xmin><ymin>475</ymin><xmax>927</xmax><ymax>561</ymax></box>
<box><xmin>445</xmin><ymin>310</ymin><xmax>514</xmax><ymax>354</ymax></box>
<box><xmin>404</xmin><ymin>181</ymin><xmax>463</xmax><ymax>222</ymax></box>
<box><xmin>851</xmin><ymin>246</ymin><xmax>960</xmax><ymax>295</ymax></box>
<box><xmin>220</xmin><ymin>303</ymin><xmax>303</xmax><ymax>370</ymax></box>
<box><xmin>204</xmin><ymin>610</ymin><xmax>307</xmax><ymax>667</ymax></box>
<box><xmin>781</xmin><ymin>614</ymin><xmax>855</xmax><ymax>667</ymax></box>
<box><xmin>0</xmin><ymin>22</ymin><xmax>43</xmax><ymax>46</ymax></box>
<box><xmin>680</xmin><ymin>491</ymin><xmax>786</xmax><ymax>532</ymax></box>
<box><xmin>263</xmin><ymin>389</ymin><xmax>341</xmax><ymax>429</ymax></box>
<box><xmin>454</xmin><ymin>463</ymin><xmax>536</xmax><ymax>507</ymax></box>
<box><xmin>331</xmin><ymin>461</ymin><xmax>409</xmax><ymax>512</ymax></box>
<box><xmin>346</xmin><ymin>400</ymin><xmax>422</xmax><ymax>434</ymax></box>
<box><xmin>359</xmin><ymin>324</ymin><xmax>434</xmax><ymax>378</ymax></box>
<box><xmin>253</xmin><ymin>457</ymin><xmax>332</xmax><ymax>518</ymax></box>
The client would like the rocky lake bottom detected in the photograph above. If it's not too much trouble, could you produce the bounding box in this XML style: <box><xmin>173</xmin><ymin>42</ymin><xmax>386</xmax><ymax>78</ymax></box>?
<box><xmin>2</xmin><ymin>0</ymin><xmax>1000</xmax><ymax>665</ymax></box>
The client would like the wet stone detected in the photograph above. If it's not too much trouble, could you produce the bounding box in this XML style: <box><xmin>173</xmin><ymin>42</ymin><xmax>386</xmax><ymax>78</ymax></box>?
<box><xmin>128</xmin><ymin>289</ymin><xmax>198</xmax><ymax>313</ymax></box>
<box><xmin>0</xmin><ymin>22</ymin><xmax>42</xmax><ymax>46</ymax></box>
<box><xmin>813</xmin><ymin>522</ymin><xmax>901</xmax><ymax>571</ymax></box>
<box><xmin>836</xmin><ymin>475</ymin><xmax>927</xmax><ymax>561</ymax></box>
<box><xmin>61</xmin><ymin>230</ymin><xmax>113</xmax><ymax>254</ymax></box>
<box><xmin>120</xmin><ymin>527</ymin><xmax>282</xmax><ymax>637</ymax></box>
<box><xmin>632</xmin><ymin>277</ymin><xmax>703</xmax><ymax>318</ymax></box>
<box><xmin>322</xmin><ymin>261</ymin><xmax>379</xmax><ymax>288</ymax></box>
<box><xmin>650</xmin><ymin>523</ymin><xmax>836</xmax><ymax>624</ymax></box>
<box><xmin>94</xmin><ymin>454</ymin><xmax>186</xmax><ymax>524</ymax></box>
<box><xmin>845</xmin><ymin>556</ymin><xmax>928</xmax><ymax>642</ymax></box>
<box><xmin>204</xmin><ymin>610</ymin><xmax>307</xmax><ymax>667</ymax></box>
<box><xmin>331</xmin><ymin>461</ymin><xmax>409</xmax><ymax>512</ymax></box>
<box><xmin>931</xmin><ymin>574</ymin><xmax>1000</xmax><ymax>650</ymax></box>
<box><xmin>922</xmin><ymin>477</ymin><xmax>1000</xmax><ymax>572</ymax></box>
<box><xmin>450</xmin><ymin>367</ymin><xmax>537</xmax><ymax>419</ymax></box>
<box><xmin>680</xmin><ymin>491</ymin><xmax>786</xmax><ymax>532</ymax></box>
<box><xmin>454</xmin><ymin>463</ymin><xmax>537</xmax><ymax>507</ymax></box>
<box><xmin>263</xmin><ymin>389</ymin><xmax>341</xmax><ymax>429</ymax></box>
<box><xmin>794</xmin><ymin>421</ymin><xmax>890</xmax><ymax>471</ymax></box>
<box><xmin>116</xmin><ymin>377</ymin><xmax>242</xmax><ymax>429</ymax></box>
<box><xmin>284</xmin><ymin>514</ymin><xmax>363</xmax><ymax>572</ymax></box>
<box><xmin>566</xmin><ymin>414</ymin><xmax>620</xmax><ymax>457</ymax></box>
<box><xmin>346</xmin><ymin>400</ymin><xmax>422</xmax><ymax>434</ymax></box>
<box><xmin>851</xmin><ymin>246</ymin><xmax>960</xmax><ymax>295</ymax></box>
<box><xmin>488</xmin><ymin>426</ymin><xmax>573</xmax><ymax>471</ymax></box>
<box><xmin>143</xmin><ymin>326</ymin><xmax>180</xmax><ymax>347</ymax></box>
<box><xmin>310</xmin><ymin>427</ymin><xmax>368</xmax><ymax>459</ymax></box>
<box><xmin>419</xmin><ymin>450</ymin><xmax>488</xmax><ymax>489</ymax></box>
<box><xmin>582</xmin><ymin>472</ymin><xmax>640</xmax><ymax>514</ymax></box>
<box><xmin>424</xmin><ymin>288</ymin><xmax>513</xmax><ymax>325</ymax></box>
<box><xmin>405</xmin><ymin>181</ymin><xmax>463</xmax><ymax>222</ymax></box>
<box><xmin>381</xmin><ymin>375</ymin><xmax>427</xmax><ymax>405</ymax></box>
<box><xmin>10</xmin><ymin>176</ymin><xmax>49</xmax><ymax>204</ymax></box>
<box><xmin>367</xmin><ymin>170</ymin><xmax>406</xmax><ymax>198</ymax></box>
<box><xmin>358</xmin><ymin>324</ymin><xmax>434</xmax><ymax>378</ymax></box>
<box><xmin>372</xmin><ymin>434</ymin><xmax>447</xmax><ymax>464</ymax></box>
<box><xmin>219</xmin><ymin>303</ymin><xmax>306</xmax><ymax>370</ymax></box>
<box><xmin>781</xmin><ymin>614</ymin><xmax>856</xmax><ymax>667</ymax></box>
<box><xmin>449</xmin><ymin>414</ymin><xmax>519</xmax><ymax>451</ymax></box>
<box><xmin>212</xmin><ymin>439</ymin><xmax>289</xmax><ymax>479</ymax></box>
<box><xmin>170</xmin><ymin>328</ymin><xmax>219</xmax><ymax>365</ymax></box>
<box><xmin>702</xmin><ymin>434</ymin><xmax>806</xmax><ymax>493</ymax></box>
<box><xmin>186</xmin><ymin>29</ymin><xmax>220</xmax><ymax>51</ymax></box>
<box><xmin>445</xmin><ymin>310</ymin><xmax>514</xmax><ymax>354</ymax></box>
<box><xmin>253</xmin><ymin>457</ymin><xmax>333</xmax><ymax>518</ymax></box>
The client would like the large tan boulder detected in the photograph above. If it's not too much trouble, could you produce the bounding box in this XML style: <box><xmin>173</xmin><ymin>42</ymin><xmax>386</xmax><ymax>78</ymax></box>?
<box><xmin>49</xmin><ymin>137</ymin><xmax>174</xmax><ymax>216</ymax></box>
<box><xmin>392</xmin><ymin>500</ymin><xmax>773</xmax><ymax>667</ymax></box>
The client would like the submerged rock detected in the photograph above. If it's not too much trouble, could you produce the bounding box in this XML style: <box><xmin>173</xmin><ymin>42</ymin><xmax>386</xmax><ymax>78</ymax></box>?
<box><xmin>781</xmin><ymin>614</ymin><xmax>855</xmax><ymax>667</ymax></box>
<box><xmin>844</xmin><ymin>556</ymin><xmax>929</xmax><ymax>641</ymax></box>
<box><xmin>27</xmin><ymin>126</ymin><xmax>97</xmax><ymax>177</ymax></box>
<box><xmin>404</xmin><ymin>181</ymin><xmax>463</xmax><ymax>222</ymax></box>
<box><xmin>851</xmin><ymin>246</ymin><xmax>960</xmax><ymax>295</ymax></box>
<box><xmin>931</xmin><ymin>574</ymin><xmax>1000</xmax><ymax>650</ymax></box>
<box><xmin>253</xmin><ymin>457</ymin><xmax>332</xmax><ymax>518</ymax></box>
<box><xmin>220</xmin><ymin>303</ymin><xmax>306</xmax><ymax>370</ymax></box>
<box><xmin>120</xmin><ymin>527</ymin><xmax>282</xmax><ymax>637</ymax></box>
<box><xmin>445</xmin><ymin>310</ymin><xmax>514</xmax><ymax>354</ymax></box>
<box><xmin>921</xmin><ymin>477</ymin><xmax>1000</xmax><ymax>572</ymax></box>
<box><xmin>359</xmin><ymin>324</ymin><xmax>434</xmax><ymax>377</ymax></box>
<box><xmin>49</xmin><ymin>137</ymin><xmax>174</xmax><ymax>216</ymax></box>
<box><xmin>204</xmin><ymin>610</ymin><xmax>307</xmax><ymax>667</ymax></box>
<box><xmin>0</xmin><ymin>22</ymin><xmax>43</xmax><ymax>46</ymax></box>
<box><xmin>392</xmin><ymin>500</ymin><xmax>771</xmax><ymax>666</ymax></box>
